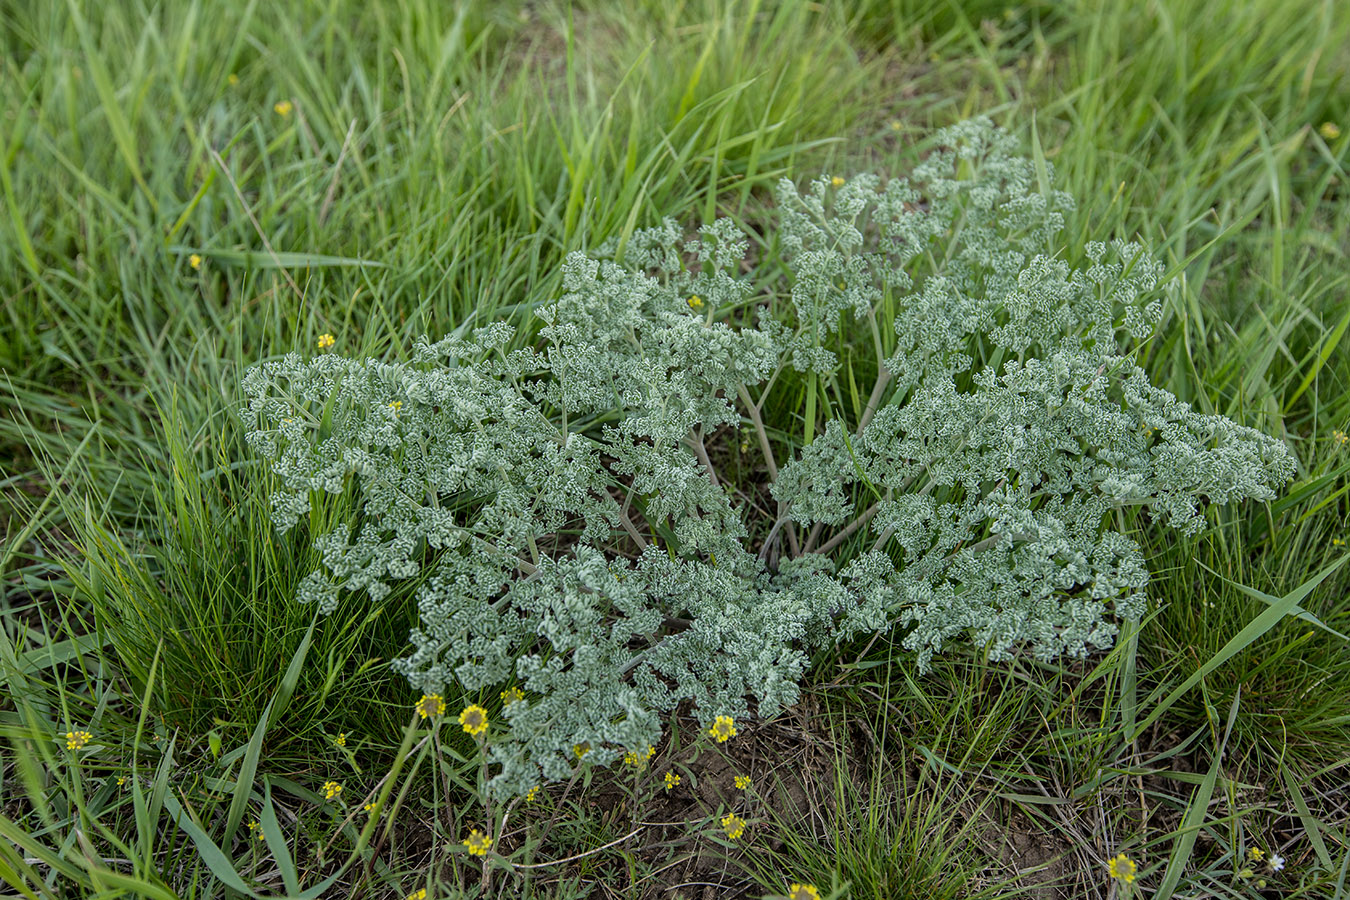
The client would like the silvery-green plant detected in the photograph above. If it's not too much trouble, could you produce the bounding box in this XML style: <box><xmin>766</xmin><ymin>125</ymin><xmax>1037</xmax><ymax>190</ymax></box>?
<box><xmin>241</xmin><ymin>118</ymin><xmax>1294</xmax><ymax>798</ymax></box>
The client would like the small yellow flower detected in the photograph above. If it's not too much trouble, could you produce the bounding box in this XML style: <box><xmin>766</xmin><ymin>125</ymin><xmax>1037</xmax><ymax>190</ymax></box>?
<box><xmin>227</xmin><ymin>73</ymin><xmax>240</xmax><ymax>86</ymax></box>
<box><xmin>189</xmin><ymin>253</ymin><xmax>202</xmax><ymax>270</ymax></box>
<box><xmin>721</xmin><ymin>812</ymin><xmax>746</xmax><ymax>840</ymax></box>
<box><xmin>322</xmin><ymin>780</ymin><xmax>343</xmax><ymax>800</ymax></box>
<box><xmin>363</xmin><ymin>801</ymin><xmax>379</xmax><ymax>814</ymax></box>
<box><xmin>831</xmin><ymin>176</ymin><xmax>845</xmax><ymax>187</ymax></box>
<box><xmin>116</xmin><ymin>775</ymin><xmax>128</xmax><ymax>787</ymax></box>
<box><xmin>573</xmin><ymin>741</ymin><xmax>591</xmax><ymax>759</ymax></box>
<box><xmin>405</xmin><ymin>890</ymin><xmax>426</xmax><ymax>900</ymax></box>
<box><xmin>417</xmin><ymin>693</ymin><xmax>446</xmax><ymax>719</ymax></box>
<box><xmin>334</xmin><ymin>732</ymin><xmax>347</xmax><ymax>747</ymax></box>
<box><xmin>246</xmin><ymin>820</ymin><xmax>263</xmax><ymax>840</ymax></box>
<box><xmin>788</xmin><ymin>886</ymin><xmax>820</xmax><ymax>900</ymax></box>
<box><xmin>459</xmin><ymin>704</ymin><xmax>488</xmax><ymax>737</ymax></box>
<box><xmin>734</xmin><ymin>774</ymin><xmax>752</xmax><ymax>790</ymax></box>
<box><xmin>1335</xmin><ymin>429</ymin><xmax>1348</xmax><ymax>445</ymax></box>
<box><xmin>1107</xmin><ymin>852</ymin><xmax>1137</xmax><ymax>884</ymax></box>
<box><xmin>500</xmin><ymin>686</ymin><xmax>525</xmax><ymax>705</ymax></box>
<box><xmin>889</xmin><ymin>120</ymin><xmax>901</xmax><ymax>131</ymax></box>
<box><xmin>1248</xmin><ymin>847</ymin><xmax>1266</xmax><ymax>862</ymax></box>
<box><xmin>1320</xmin><ymin>121</ymin><xmax>1342</xmax><ymax>140</ymax></box>
<box><xmin>463</xmin><ymin>829</ymin><xmax>492</xmax><ymax>856</ymax></box>
<box><xmin>525</xmin><ymin>785</ymin><xmax>540</xmax><ymax>802</ymax></box>
<box><xmin>708</xmin><ymin>715</ymin><xmax>737</xmax><ymax>743</ymax></box>
<box><xmin>65</xmin><ymin>731</ymin><xmax>92</xmax><ymax>750</ymax></box>
<box><xmin>388</xmin><ymin>400</ymin><xmax>402</xmax><ymax>412</ymax></box>
<box><xmin>274</xmin><ymin>100</ymin><xmax>293</xmax><ymax>117</ymax></box>
<box><xmin>623</xmin><ymin>745</ymin><xmax>656</xmax><ymax>768</ymax></box>
<box><xmin>1334</xmin><ymin>537</ymin><xmax>1346</xmax><ymax>547</ymax></box>
<box><xmin>687</xmin><ymin>295</ymin><xmax>704</xmax><ymax>310</ymax></box>
<box><xmin>663</xmin><ymin>771</ymin><xmax>681</xmax><ymax>790</ymax></box>
<box><xmin>316</xmin><ymin>333</ymin><xmax>335</xmax><ymax>350</ymax></box>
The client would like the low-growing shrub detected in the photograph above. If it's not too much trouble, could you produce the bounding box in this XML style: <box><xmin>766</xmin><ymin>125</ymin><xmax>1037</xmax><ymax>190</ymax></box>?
<box><xmin>241</xmin><ymin>118</ymin><xmax>1294</xmax><ymax>798</ymax></box>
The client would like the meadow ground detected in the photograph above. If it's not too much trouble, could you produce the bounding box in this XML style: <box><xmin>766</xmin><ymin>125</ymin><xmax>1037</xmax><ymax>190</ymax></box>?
<box><xmin>2</xmin><ymin>1</ymin><xmax>1350</xmax><ymax>897</ymax></box>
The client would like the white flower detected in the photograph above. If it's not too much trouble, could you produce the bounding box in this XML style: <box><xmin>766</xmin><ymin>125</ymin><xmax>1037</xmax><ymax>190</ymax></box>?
<box><xmin>1270</xmin><ymin>853</ymin><xmax>1285</xmax><ymax>872</ymax></box>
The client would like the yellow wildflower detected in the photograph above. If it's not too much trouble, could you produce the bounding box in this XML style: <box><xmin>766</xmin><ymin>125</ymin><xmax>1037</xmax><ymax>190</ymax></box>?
<box><xmin>708</xmin><ymin>715</ymin><xmax>737</xmax><ymax>743</ymax></box>
<box><xmin>663</xmin><ymin>771</ymin><xmax>681</xmax><ymax>790</ymax></box>
<box><xmin>734</xmin><ymin>774</ymin><xmax>752</xmax><ymax>790</ymax></box>
<box><xmin>573</xmin><ymin>742</ymin><xmax>591</xmax><ymax>759</ymax></box>
<box><xmin>227</xmin><ymin>73</ymin><xmax>240</xmax><ymax>86</ymax></box>
<box><xmin>500</xmin><ymin>686</ymin><xmax>525</xmax><ymax>705</ymax></box>
<box><xmin>189</xmin><ymin>254</ymin><xmax>202</xmax><ymax>270</ymax></box>
<box><xmin>363</xmin><ymin>801</ymin><xmax>379</xmax><ymax>814</ymax></box>
<box><xmin>459</xmin><ymin>704</ymin><xmax>488</xmax><ymax>736</ymax></box>
<box><xmin>116</xmin><ymin>775</ymin><xmax>128</xmax><ymax>787</ymax></box>
<box><xmin>1320</xmin><ymin>122</ymin><xmax>1342</xmax><ymax>140</ymax></box>
<box><xmin>388</xmin><ymin>400</ymin><xmax>402</xmax><ymax>412</ymax></box>
<box><xmin>246</xmin><ymin>820</ymin><xmax>264</xmax><ymax>840</ymax></box>
<box><xmin>463</xmin><ymin>829</ymin><xmax>492</xmax><ymax>856</ymax></box>
<box><xmin>1248</xmin><ymin>847</ymin><xmax>1265</xmax><ymax>862</ymax></box>
<box><xmin>316</xmin><ymin>333</ymin><xmax>335</xmax><ymax>350</ymax></box>
<box><xmin>322</xmin><ymin>780</ymin><xmax>343</xmax><ymax>800</ymax></box>
<box><xmin>687</xmin><ymin>295</ymin><xmax>704</xmax><ymax>310</ymax></box>
<box><xmin>831</xmin><ymin>176</ymin><xmax>845</xmax><ymax>187</ymax></box>
<box><xmin>721</xmin><ymin>812</ymin><xmax>746</xmax><ymax>840</ymax></box>
<box><xmin>788</xmin><ymin>886</ymin><xmax>820</xmax><ymax>900</ymax></box>
<box><xmin>1107</xmin><ymin>852</ymin><xmax>1137</xmax><ymax>884</ymax></box>
<box><xmin>274</xmin><ymin>100</ymin><xmax>293</xmax><ymax>117</ymax></box>
<box><xmin>66</xmin><ymin>731</ymin><xmax>92</xmax><ymax>750</ymax></box>
<box><xmin>1335</xmin><ymin>429</ymin><xmax>1348</xmax><ymax>445</ymax></box>
<box><xmin>623</xmin><ymin>745</ymin><xmax>656</xmax><ymax>768</ymax></box>
<box><xmin>417</xmin><ymin>694</ymin><xmax>446</xmax><ymax>719</ymax></box>
<box><xmin>406</xmin><ymin>891</ymin><xmax>426</xmax><ymax>900</ymax></box>
<box><xmin>889</xmin><ymin>120</ymin><xmax>901</xmax><ymax>131</ymax></box>
<box><xmin>334</xmin><ymin>732</ymin><xmax>347</xmax><ymax>747</ymax></box>
<box><xmin>525</xmin><ymin>785</ymin><xmax>540</xmax><ymax>802</ymax></box>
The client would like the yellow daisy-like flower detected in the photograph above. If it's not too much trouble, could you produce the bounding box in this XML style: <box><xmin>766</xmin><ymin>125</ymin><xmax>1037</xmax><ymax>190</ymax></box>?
<box><xmin>459</xmin><ymin>704</ymin><xmax>488</xmax><ymax>737</ymax></box>
<box><xmin>316</xmin><ymin>333</ymin><xmax>336</xmax><ymax>350</ymax></box>
<box><xmin>189</xmin><ymin>254</ymin><xmax>202</xmax><ymax>270</ymax></box>
<box><xmin>525</xmin><ymin>785</ymin><xmax>540</xmax><ymax>802</ymax></box>
<box><xmin>334</xmin><ymin>732</ymin><xmax>347</xmax><ymax>748</ymax></box>
<box><xmin>500</xmin><ymin>686</ymin><xmax>525</xmax><ymax>705</ymax></box>
<box><xmin>687</xmin><ymin>295</ymin><xmax>704</xmax><ymax>310</ymax></box>
<box><xmin>406</xmin><ymin>890</ymin><xmax>426</xmax><ymax>900</ymax></box>
<box><xmin>274</xmin><ymin>100</ymin><xmax>293</xmax><ymax>117</ymax></box>
<box><xmin>734</xmin><ymin>774</ymin><xmax>752</xmax><ymax>790</ymax></box>
<box><xmin>1107</xmin><ymin>852</ymin><xmax>1137</xmax><ymax>884</ymax></box>
<box><xmin>417</xmin><ymin>693</ymin><xmax>446</xmax><ymax>719</ymax></box>
<box><xmin>663</xmin><ymin>771</ymin><xmax>681</xmax><ymax>790</ymax></box>
<box><xmin>708</xmin><ymin>715</ymin><xmax>737</xmax><ymax>743</ymax></box>
<box><xmin>463</xmin><ymin>829</ymin><xmax>492</xmax><ymax>856</ymax></box>
<box><xmin>573</xmin><ymin>742</ymin><xmax>591</xmax><ymax>759</ymax></box>
<box><xmin>831</xmin><ymin>176</ymin><xmax>845</xmax><ymax>187</ymax></box>
<box><xmin>66</xmin><ymin>731</ymin><xmax>92</xmax><ymax>750</ymax></box>
<box><xmin>720</xmin><ymin>813</ymin><xmax>746</xmax><ymax>840</ymax></box>
<box><xmin>788</xmin><ymin>885</ymin><xmax>820</xmax><ymax>900</ymax></box>
<box><xmin>321</xmin><ymin>780</ymin><xmax>343</xmax><ymax>800</ymax></box>
<box><xmin>1320</xmin><ymin>122</ymin><xmax>1341</xmax><ymax>140</ymax></box>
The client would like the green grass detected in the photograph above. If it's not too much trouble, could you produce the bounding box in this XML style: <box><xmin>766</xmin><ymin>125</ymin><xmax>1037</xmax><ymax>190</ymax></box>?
<box><xmin>3</xmin><ymin>0</ymin><xmax>1350</xmax><ymax>897</ymax></box>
